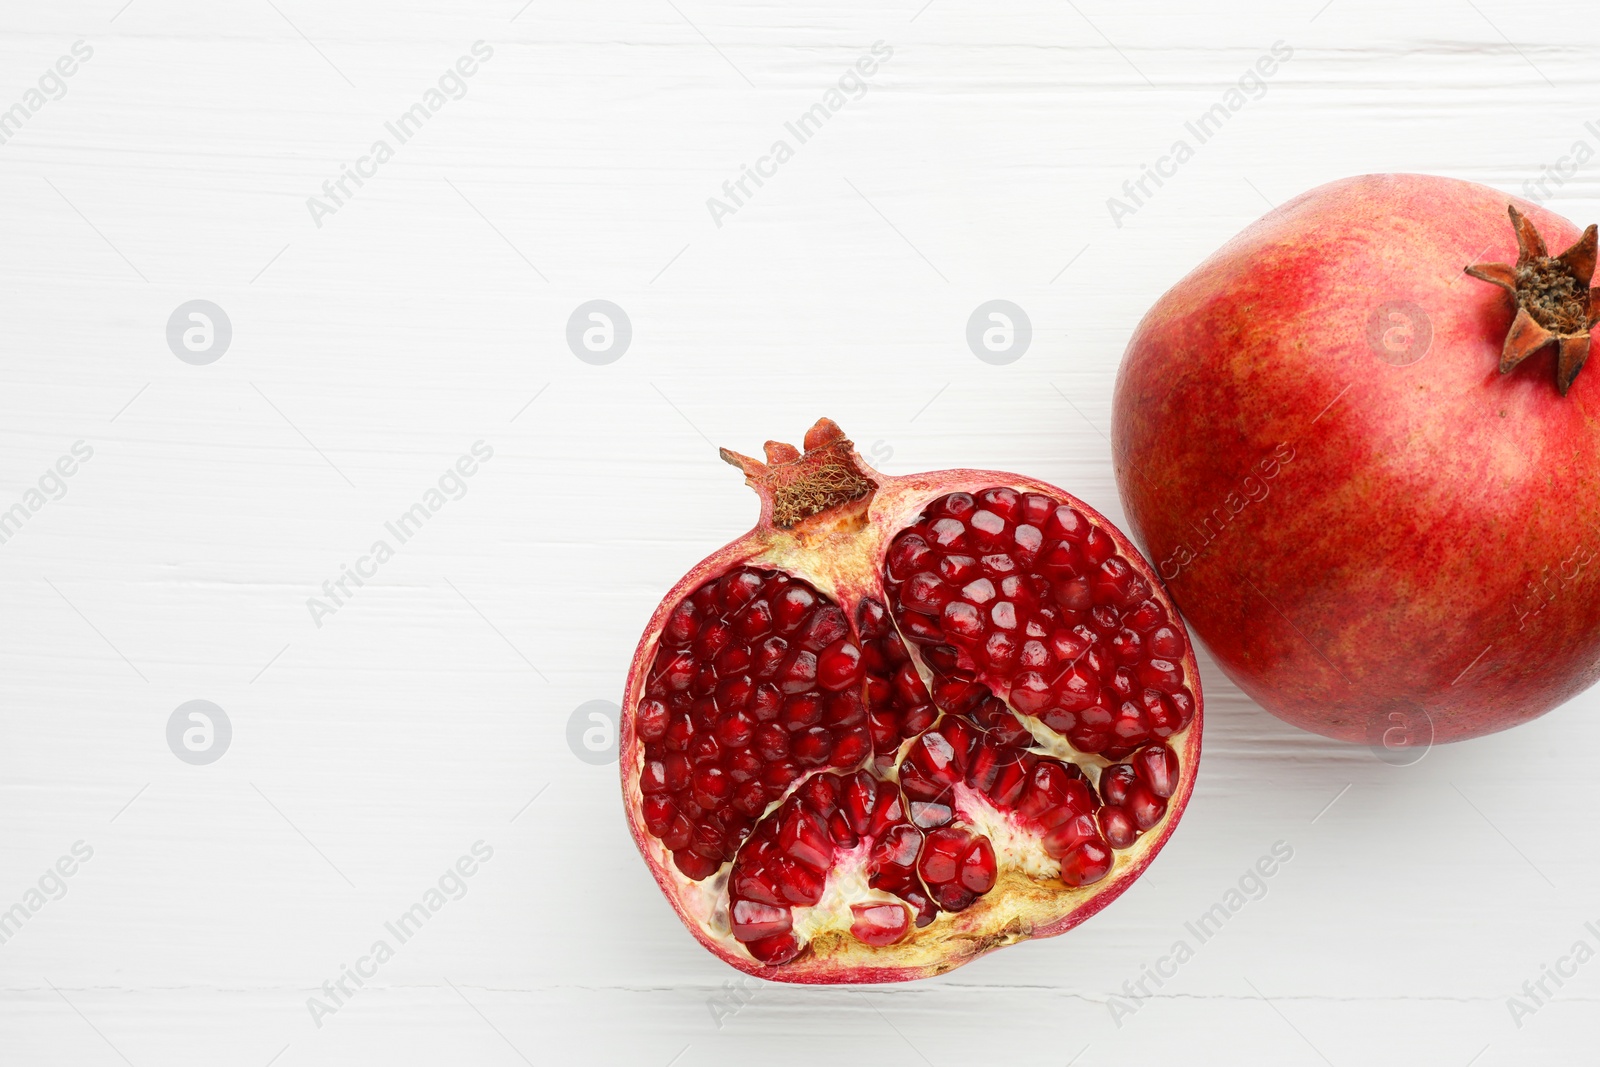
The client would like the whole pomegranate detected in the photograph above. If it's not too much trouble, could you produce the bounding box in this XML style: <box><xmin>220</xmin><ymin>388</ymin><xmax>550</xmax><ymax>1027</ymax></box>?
<box><xmin>1113</xmin><ymin>173</ymin><xmax>1600</xmax><ymax>747</ymax></box>
<box><xmin>621</xmin><ymin>419</ymin><xmax>1201</xmax><ymax>981</ymax></box>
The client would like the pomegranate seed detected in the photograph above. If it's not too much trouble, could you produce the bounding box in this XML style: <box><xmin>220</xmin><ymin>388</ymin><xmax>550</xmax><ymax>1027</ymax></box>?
<box><xmin>735</xmin><ymin>599</ymin><xmax>773</xmax><ymax>640</ymax></box>
<box><xmin>902</xmin><ymin>703</ymin><xmax>936</xmax><ymax>734</ymax></box>
<box><xmin>825</xmin><ymin>690</ymin><xmax>866</xmax><ymax>727</ymax></box>
<box><xmin>893</xmin><ymin>662</ymin><xmax>929</xmax><ymax>704</ymax></box>
<box><xmin>850</xmin><ymin>902</ymin><xmax>911</xmax><ymax>946</ymax></box>
<box><xmin>797</xmin><ymin>605</ymin><xmax>849</xmax><ymax>651</ymax></box>
<box><xmin>1100</xmin><ymin>764</ymin><xmax>1136</xmax><ymax>807</ymax></box>
<box><xmin>886</xmin><ymin>534</ymin><xmax>932</xmax><ymax>581</ymax></box>
<box><xmin>868</xmin><ymin>712</ymin><xmax>898</xmax><ymax>753</ymax></box>
<box><xmin>773</xmin><ymin>584</ymin><xmax>817</xmax><ymax>632</ymax></box>
<box><xmin>1042</xmin><ymin>813</ymin><xmax>1100</xmax><ymax>858</ymax></box>
<box><xmin>985</xmin><ymin>630</ymin><xmax>1019</xmax><ymax>670</ymax></box>
<box><xmin>1111</xmin><ymin>701</ymin><xmax>1149</xmax><ymax>742</ymax></box>
<box><xmin>1039</xmin><ymin>707</ymin><xmax>1078</xmax><ymax>736</ymax></box>
<box><xmin>673</xmin><ymin>849</ymin><xmax>719</xmax><ymax>879</ymax></box>
<box><xmin>779</xmin><ymin>809</ymin><xmax>832</xmax><ymax>869</ymax></box>
<box><xmin>1144</xmin><ymin>690</ymin><xmax>1180</xmax><ymax>737</ymax></box>
<box><xmin>983</xmin><ymin>553</ymin><xmax>1018</xmax><ymax>575</ymax></box>
<box><xmin>689</xmin><ymin>734</ymin><xmax>720</xmax><ymax>766</ymax></box>
<box><xmin>1044</xmin><ymin>505</ymin><xmax>1088</xmax><ymax>541</ymax></box>
<box><xmin>909</xmin><ymin>800</ymin><xmax>954</xmax><ymax>828</ymax></box>
<box><xmin>939</xmin><ymin>554</ymin><xmax>979</xmax><ymax>583</ymax></box>
<box><xmin>1093</xmin><ymin>557</ymin><xmax>1143</xmax><ymax>605</ymax></box>
<box><xmin>959</xmin><ymin>837</ymin><xmax>998</xmax><ymax>893</ymax></box>
<box><xmin>715</xmin><ymin>712</ymin><xmax>754</xmax><ymax>748</ymax></box>
<box><xmin>1148</xmin><ymin>625</ymin><xmax>1185</xmax><ymax>658</ymax></box>
<box><xmin>731</xmin><ymin>899</ymin><xmax>792</xmax><ymax>941</ymax></box>
<box><xmin>641</xmin><ymin>795</ymin><xmax>675</xmax><ymax>835</ymax></box>
<box><xmin>640</xmin><ymin>759</ymin><xmax>669</xmax><ymax>794</ymax></box>
<box><xmin>917</xmin><ymin>828</ymin><xmax>964</xmax><ymax>883</ymax></box>
<box><xmin>941</xmin><ymin>493</ymin><xmax>976</xmax><ymax>520</ymax></box>
<box><xmin>1012</xmin><ymin>523</ymin><xmax>1043</xmax><ymax>561</ymax></box>
<box><xmin>693</xmin><ymin>621</ymin><xmax>733</xmax><ymax>660</ymax></box>
<box><xmin>1099</xmin><ymin>806</ymin><xmax>1138</xmax><ymax>849</ymax></box>
<box><xmin>779</xmin><ymin>650</ymin><xmax>819</xmax><ymax>693</ymax></box>
<box><xmin>662</xmin><ymin>752</ymin><xmax>690</xmax><ymax>791</ymax></box>
<box><xmin>1169</xmin><ymin>687</ymin><xmax>1197</xmax><ymax>728</ymax></box>
<box><xmin>714</xmin><ymin>745</ymin><xmax>754</xmax><ymax>784</ymax></box>
<box><xmin>748</xmin><ymin>683</ymin><xmax>782</xmax><ymax>721</ymax></box>
<box><xmin>1039</xmin><ymin>540</ymin><xmax>1082</xmax><ymax>579</ymax></box>
<box><xmin>817</xmin><ymin>640</ymin><xmax>863</xmax><ymax>691</ymax></box>
<box><xmin>796</xmin><ymin>773</ymin><xmax>837</xmax><ymax>811</ymax></box>
<box><xmin>719</xmin><ymin>569</ymin><xmax>764</xmax><ymax>611</ymax></box>
<box><xmin>782</xmin><ymin>692</ymin><xmax>824</xmax><ymax>731</ymax></box>
<box><xmin>1125</xmin><ymin>598</ymin><xmax>1167</xmax><ymax>631</ymax></box>
<box><xmin>970</xmin><ymin>509</ymin><xmax>1007</xmax><ymax>546</ymax></box>
<box><xmin>1127</xmin><ymin>784</ymin><xmax>1167</xmax><ymax>830</ymax></box>
<box><xmin>1053</xmin><ymin>577</ymin><xmax>1093</xmax><ymax>612</ymax></box>
<box><xmin>1140</xmin><ymin>658</ymin><xmax>1184</xmax><ymax>690</ymax></box>
<box><xmin>744</xmin><ymin>932</ymin><xmax>801</xmax><ymax>964</ymax></box>
<box><xmin>753</xmin><ymin>635</ymin><xmax>788</xmax><ymax>678</ymax></box>
<box><xmin>904</xmin><ymin>572</ymin><xmax>950</xmax><ymax>612</ymax></box>
<box><xmin>692</xmin><ymin>767</ymin><xmax>732</xmax><ymax>807</ymax></box>
<box><xmin>1011</xmin><ymin>672</ymin><xmax>1052</xmax><ymax>714</ymax></box>
<box><xmin>661</xmin><ymin>815</ymin><xmax>693</xmax><ymax>851</ymax></box>
<box><xmin>832</xmin><ymin>727</ymin><xmax>871</xmax><ymax>767</ymax></box>
<box><xmin>714</xmin><ymin>644</ymin><xmax>753</xmax><ymax>677</ymax></box>
<box><xmin>962</xmin><ymin>578</ymin><xmax>997</xmax><ymax>605</ymax></box>
<box><xmin>930</xmin><ymin>517</ymin><xmax>967</xmax><ymax>547</ymax></box>
<box><xmin>753</xmin><ymin>723</ymin><xmax>789</xmax><ymax>761</ymax></box>
<box><xmin>871</xmin><ymin>824</ymin><xmax>921</xmax><ymax>871</ymax></box>
<box><xmin>763</xmin><ymin>759</ymin><xmax>800</xmax><ymax>792</ymax></box>
<box><xmin>660</xmin><ymin>650</ymin><xmax>696</xmax><ymax>691</ymax></box>
<box><xmin>1082</xmin><ymin>527</ymin><xmax>1114</xmax><ymax>565</ymax></box>
<box><xmin>732</xmin><ymin>780</ymin><xmax>767</xmax><ymax>816</ymax></box>
<box><xmin>1134</xmin><ymin>743</ymin><xmax>1180</xmax><ymax>798</ymax></box>
<box><xmin>1018</xmin><ymin>492</ymin><xmax>1054</xmax><ymax>525</ymax></box>
<box><xmin>978</xmin><ymin>487</ymin><xmax>1020</xmax><ymax>519</ymax></box>
<box><xmin>901</xmin><ymin>615</ymin><xmax>943</xmax><ymax>650</ymax></box>
<box><xmin>637</xmin><ymin>699</ymin><xmax>670</xmax><ymax>742</ymax></box>
<box><xmin>1059</xmin><ymin>840</ymin><xmax>1112</xmax><ymax>886</ymax></box>
<box><xmin>792</xmin><ymin>726</ymin><xmax>834</xmax><ymax>766</ymax></box>
<box><xmin>838</xmin><ymin>773</ymin><xmax>875</xmax><ymax>832</ymax></box>
<box><xmin>663</xmin><ymin>601</ymin><xmax>698</xmax><ymax>646</ymax></box>
<box><xmin>941</xmin><ymin>601</ymin><xmax>982</xmax><ymax>639</ymax></box>
<box><xmin>856</xmin><ymin>598</ymin><xmax>888</xmax><ymax>636</ymax></box>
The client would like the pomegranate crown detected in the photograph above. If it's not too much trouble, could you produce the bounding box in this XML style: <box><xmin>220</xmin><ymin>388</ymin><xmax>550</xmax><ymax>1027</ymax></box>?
<box><xmin>1466</xmin><ymin>205</ymin><xmax>1599</xmax><ymax>395</ymax></box>
<box><xmin>718</xmin><ymin>418</ymin><xmax>878</xmax><ymax>529</ymax></box>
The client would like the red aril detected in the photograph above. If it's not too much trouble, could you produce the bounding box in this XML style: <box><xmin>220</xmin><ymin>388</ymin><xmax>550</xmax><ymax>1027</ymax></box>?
<box><xmin>622</xmin><ymin>419</ymin><xmax>1202</xmax><ymax>981</ymax></box>
<box><xmin>1113</xmin><ymin>173</ymin><xmax>1600</xmax><ymax>746</ymax></box>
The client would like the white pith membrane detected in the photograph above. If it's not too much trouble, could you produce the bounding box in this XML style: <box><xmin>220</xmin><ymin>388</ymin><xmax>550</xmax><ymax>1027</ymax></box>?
<box><xmin>623</xmin><ymin>469</ymin><xmax>1199</xmax><ymax>978</ymax></box>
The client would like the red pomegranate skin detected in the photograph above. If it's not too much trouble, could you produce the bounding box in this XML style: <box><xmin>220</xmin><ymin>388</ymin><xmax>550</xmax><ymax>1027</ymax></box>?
<box><xmin>1113</xmin><ymin>173</ymin><xmax>1600</xmax><ymax>744</ymax></box>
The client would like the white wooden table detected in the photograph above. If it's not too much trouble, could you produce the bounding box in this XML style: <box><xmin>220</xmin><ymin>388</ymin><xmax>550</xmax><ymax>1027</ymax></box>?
<box><xmin>2</xmin><ymin>1</ymin><xmax>1597</xmax><ymax>1063</ymax></box>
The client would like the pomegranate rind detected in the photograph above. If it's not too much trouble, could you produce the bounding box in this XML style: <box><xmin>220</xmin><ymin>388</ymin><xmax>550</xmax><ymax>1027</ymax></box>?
<box><xmin>620</xmin><ymin>461</ymin><xmax>1202</xmax><ymax>984</ymax></box>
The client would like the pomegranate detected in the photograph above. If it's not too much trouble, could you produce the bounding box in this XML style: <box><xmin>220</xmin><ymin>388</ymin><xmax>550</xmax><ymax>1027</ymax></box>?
<box><xmin>620</xmin><ymin>420</ymin><xmax>1201</xmax><ymax>981</ymax></box>
<box><xmin>1113</xmin><ymin>173</ymin><xmax>1600</xmax><ymax>746</ymax></box>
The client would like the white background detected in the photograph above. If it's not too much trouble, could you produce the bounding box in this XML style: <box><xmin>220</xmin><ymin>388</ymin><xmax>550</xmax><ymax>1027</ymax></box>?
<box><xmin>1</xmin><ymin>1</ymin><xmax>1597</xmax><ymax>1064</ymax></box>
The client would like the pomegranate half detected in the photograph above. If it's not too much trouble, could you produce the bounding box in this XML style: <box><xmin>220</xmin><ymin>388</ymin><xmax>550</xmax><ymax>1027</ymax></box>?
<box><xmin>1113</xmin><ymin>173</ymin><xmax>1600</xmax><ymax>746</ymax></box>
<box><xmin>621</xmin><ymin>420</ymin><xmax>1201</xmax><ymax>981</ymax></box>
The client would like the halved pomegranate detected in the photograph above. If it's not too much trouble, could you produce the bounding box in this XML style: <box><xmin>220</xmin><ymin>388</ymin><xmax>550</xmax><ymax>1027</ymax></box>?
<box><xmin>621</xmin><ymin>420</ymin><xmax>1201</xmax><ymax>982</ymax></box>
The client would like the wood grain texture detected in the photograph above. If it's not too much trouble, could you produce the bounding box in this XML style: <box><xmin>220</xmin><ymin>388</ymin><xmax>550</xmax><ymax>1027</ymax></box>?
<box><xmin>2</xmin><ymin>0</ymin><xmax>1598</xmax><ymax>1063</ymax></box>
